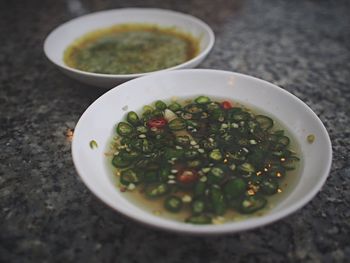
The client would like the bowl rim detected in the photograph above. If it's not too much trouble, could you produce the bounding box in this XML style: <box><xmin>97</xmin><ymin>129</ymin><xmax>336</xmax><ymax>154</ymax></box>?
<box><xmin>43</xmin><ymin>8</ymin><xmax>215</xmax><ymax>79</ymax></box>
<box><xmin>71</xmin><ymin>69</ymin><xmax>332</xmax><ymax>235</ymax></box>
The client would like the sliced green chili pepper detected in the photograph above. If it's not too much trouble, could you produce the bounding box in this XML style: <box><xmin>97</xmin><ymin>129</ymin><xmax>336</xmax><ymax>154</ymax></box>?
<box><xmin>136</xmin><ymin>126</ymin><xmax>148</xmax><ymax>134</ymax></box>
<box><xmin>159</xmin><ymin>166</ymin><xmax>171</xmax><ymax>182</ymax></box>
<box><xmin>206</xmin><ymin>102</ymin><xmax>221</xmax><ymax>112</ymax></box>
<box><xmin>120</xmin><ymin>169</ymin><xmax>140</xmax><ymax>185</ymax></box>
<box><xmin>202</xmin><ymin>138</ymin><xmax>218</xmax><ymax>150</ymax></box>
<box><xmin>247</xmin><ymin>150</ymin><xmax>266</xmax><ymax>167</ymax></box>
<box><xmin>224</xmin><ymin>178</ymin><xmax>247</xmax><ymax>200</ymax></box>
<box><xmin>186</xmin><ymin>214</ymin><xmax>212</xmax><ymax>224</ymax></box>
<box><xmin>210</xmin><ymin>108</ymin><xmax>225</xmax><ymax>121</ymax></box>
<box><xmin>282</xmin><ymin>156</ymin><xmax>300</xmax><ymax>170</ymax></box>
<box><xmin>141</xmin><ymin>139</ymin><xmax>154</xmax><ymax>153</ymax></box>
<box><xmin>231</xmin><ymin>111</ymin><xmax>250</xmax><ymax>121</ymax></box>
<box><xmin>155</xmin><ymin>100</ymin><xmax>167</xmax><ymax>110</ymax></box>
<box><xmin>145</xmin><ymin>183</ymin><xmax>169</xmax><ymax>198</ymax></box>
<box><xmin>194</xmin><ymin>181</ymin><xmax>207</xmax><ymax>196</ymax></box>
<box><xmin>211</xmin><ymin>186</ymin><xmax>226</xmax><ymax>215</ymax></box>
<box><xmin>143</xmin><ymin>170</ymin><xmax>159</xmax><ymax>183</ymax></box>
<box><xmin>192</xmin><ymin>199</ymin><xmax>205</xmax><ymax>214</ymax></box>
<box><xmin>168</xmin><ymin>118</ymin><xmax>186</xmax><ymax>131</ymax></box>
<box><xmin>273</xmin><ymin>130</ymin><xmax>285</xmax><ymax>136</ymax></box>
<box><xmin>168</xmin><ymin>102</ymin><xmax>182</xmax><ymax>112</ymax></box>
<box><xmin>238</xmin><ymin>163</ymin><xmax>255</xmax><ymax>173</ymax></box>
<box><xmin>120</xmin><ymin>150</ymin><xmax>140</xmax><ymax>161</ymax></box>
<box><xmin>260</xmin><ymin>178</ymin><xmax>279</xmax><ymax>195</ymax></box>
<box><xmin>128</xmin><ymin>139</ymin><xmax>143</xmax><ymax>151</ymax></box>
<box><xmin>209</xmin><ymin>149</ymin><xmax>223</xmax><ymax>161</ymax></box>
<box><xmin>184</xmin><ymin>104</ymin><xmax>203</xmax><ymax>119</ymax></box>
<box><xmin>164</xmin><ymin>196</ymin><xmax>182</xmax><ymax>212</ymax></box>
<box><xmin>277</xmin><ymin>136</ymin><xmax>290</xmax><ymax>146</ymax></box>
<box><xmin>164</xmin><ymin>148</ymin><xmax>184</xmax><ymax>160</ymax></box>
<box><xmin>227</xmin><ymin>151</ymin><xmax>247</xmax><ymax>162</ymax></box>
<box><xmin>89</xmin><ymin>140</ymin><xmax>98</xmax><ymax>149</ymax></box>
<box><xmin>112</xmin><ymin>155</ymin><xmax>132</xmax><ymax>168</ymax></box>
<box><xmin>208</xmin><ymin>167</ymin><xmax>225</xmax><ymax>184</ymax></box>
<box><xmin>208</xmin><ymin>124</ymin><xmax>220</xmax><ymax>134</ymax></box>
<box><xmin>151</xmin><ymin>109</ymin><xmax>163</xmax><ymax>118</ymax></box>
<box><xmin>127</xmin><ymin>111</ymin><xmax>139</xmax><ymax>126</ymax></box>
<box><xmin>143</xmin><ymin>105</ymin><xmax>154</xmax><ymax>113</ymax></box>
<box><xmin>195</xmin><ymin>96</ymin><xmax>211</xmax><ymax>104</ymax></box>
<box><xmin>116</xmin><ymin>122</ymin><xmax>133</xmax><ymax>136</ymax></box>
<box><xmin>187</xmin><ymin>159</ymin><xmax>202</xmax><ymax>168</ymax></box>
<box><xmin>186</xmin><ymin>119</ymin><xmax>199</xmax><ymax>128</ymax></box>
<box><xmin>255</xmin><ymin>115</ymin><xmax>273</xmax><ymax>130</ymax></box>
<box><xmin>239</xmin><ymin>195</ymin><xmax>267</xmax><ymax>214</ymax></box>
<box><xmin>175</xmin><ymin>135</ymin><xmax>191</xmax><ymax>146</ymax></box>
<box><xmin>184</xmin><ymin>150</ymin><xmax>199</xmax><ymax>159</ymax></box>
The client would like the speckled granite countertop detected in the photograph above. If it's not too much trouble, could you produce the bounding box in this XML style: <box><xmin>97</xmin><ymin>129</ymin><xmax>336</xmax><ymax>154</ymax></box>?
<box><xmin>1</xmin><ymin>0</ymin><xmax>349</xmax><ymax>262</ymax></box>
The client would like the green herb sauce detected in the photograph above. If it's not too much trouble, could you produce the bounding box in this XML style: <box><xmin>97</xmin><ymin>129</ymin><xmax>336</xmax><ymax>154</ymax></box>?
<box><xmin>64</xmin><ymin>24</ymin><xmax>199</xmax><ymax>74</ymax></box>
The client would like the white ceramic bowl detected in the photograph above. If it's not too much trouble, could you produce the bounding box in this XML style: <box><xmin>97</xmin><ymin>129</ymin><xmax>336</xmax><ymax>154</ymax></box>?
<box><xmin>71</xmin><ymin>69</ymin><xmax>332</xmax><ymax>235</ymax></box>
<box><xmin>43</xmin><ymin>8</ymin><xmax>215</xmax><ymax>88</ymax></box>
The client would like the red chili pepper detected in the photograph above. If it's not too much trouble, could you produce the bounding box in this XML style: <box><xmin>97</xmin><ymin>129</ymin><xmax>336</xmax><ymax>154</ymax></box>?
<box><xmin>221</xmin><ymin>101</ymin><xmax>233</xmax><ymax>110</ymax></box>
<box><xmin>177</xmin><ymin>169</ymin><xmax>198</xmax><ymax>185</ymax></box>
<box><xmin>147</xmin><ymin>118</ymin><xmax>167</xmax><ymax>129</ymax></box>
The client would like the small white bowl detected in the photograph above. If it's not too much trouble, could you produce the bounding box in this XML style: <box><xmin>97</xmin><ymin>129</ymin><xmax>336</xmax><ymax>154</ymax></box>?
<box><xmin>71</xmin><ymin>69</ymin><xmax>332</xmax><ymax>235</ymax></box>
<box><xmin>43</xmin><ymin>8</ymin><xmax>215</xmax><ymax>88</ymax></box>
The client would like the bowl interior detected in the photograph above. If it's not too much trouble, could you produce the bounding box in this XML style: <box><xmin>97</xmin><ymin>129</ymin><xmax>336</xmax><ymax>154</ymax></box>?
<box><xmin>44</xmin><ymin>8</ymin><xmax>214</xmax><ymax>72</ymax></box>
<box><xmin>72</xmin><ymin>69</ymin><xmax>332</xmax><ymax>234</ymax></box>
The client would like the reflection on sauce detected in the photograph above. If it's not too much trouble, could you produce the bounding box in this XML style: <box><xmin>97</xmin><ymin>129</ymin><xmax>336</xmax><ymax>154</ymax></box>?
<box><xmin>64</xmin><ymin>23</ymin><xmax>200</xmax><ymax>74</ymax></box>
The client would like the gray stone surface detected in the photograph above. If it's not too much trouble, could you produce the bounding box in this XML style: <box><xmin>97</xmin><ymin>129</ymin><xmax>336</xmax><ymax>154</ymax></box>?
<box><xmin>1</xmin><ymin>0</ymin><xmax>349</xmax><ymax>262</ymax></box>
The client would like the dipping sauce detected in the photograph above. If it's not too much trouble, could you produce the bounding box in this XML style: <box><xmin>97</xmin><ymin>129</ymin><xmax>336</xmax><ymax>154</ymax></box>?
<box><xmin>64</xmin><ymin>24</ymin><xmax>199</xmax><ymax>74</ymax></box>
<box><xmin>107</xmin><ymin>96</ymin><xmax>301</xmax><ymax>224</ymax></box>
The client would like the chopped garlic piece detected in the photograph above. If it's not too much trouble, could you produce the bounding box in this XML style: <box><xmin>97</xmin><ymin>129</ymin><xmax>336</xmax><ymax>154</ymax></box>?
<box><xmin>164</xmin><ymin>109</ymin><xmax>177</xmax><ymax>121</ymax></box>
